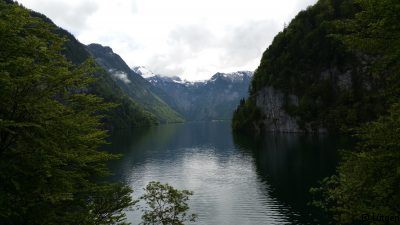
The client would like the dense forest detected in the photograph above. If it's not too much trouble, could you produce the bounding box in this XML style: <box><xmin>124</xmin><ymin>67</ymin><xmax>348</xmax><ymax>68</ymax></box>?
<box><xmin>0</xmin><ymin>1</ymin><xmax>134</xmax><ymax>224</ymax></box>
<box><xmin>233</xmin><ymin>0</ymin><xmax>399</xmax><ymax>133</ymax></box>
<box><xmin>233</xmin><ymin>0</ymin><xmax>399</xmax><ymax>224</ymax></box>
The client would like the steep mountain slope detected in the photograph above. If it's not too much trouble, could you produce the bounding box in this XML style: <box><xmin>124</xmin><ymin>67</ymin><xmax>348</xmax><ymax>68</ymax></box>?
<box><xmin>28</xmin><ymin>10</ymin><xmax>157</xmax><ymax>129</ymax></box>
<box><xmin>87</xmin><ymin>44</ymin><xmax>184</xmax><ymax>123</ymax></box>
<box><xmin>232</xmin><ymin>0</ymin><xmax>389</xmax><ymax>133</ymax></box>
<box><xmin>144</xmin><ymin>71</ymin><xmax>253</xmax><ymax>121</ymax></box>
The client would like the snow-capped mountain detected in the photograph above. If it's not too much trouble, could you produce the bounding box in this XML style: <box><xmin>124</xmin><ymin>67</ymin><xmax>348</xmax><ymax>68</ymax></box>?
<box><xmin>145</xmin><ymin>71</ymin><xmax>253</xmax><ymax>121</ymax></box>
<box><xmin>132</xmin><ymin>66</ymin><xmax>156</xmax><ymax>78</ymax></box>
<box><xmin>147</xmin><ymin>75</ymin><xmax>188</xmax><ymax>84</ymax></box>
<box><xmin>209</xmin><ymin>71</ymin><xmax>253</xmax><ymax>83</ymax></box>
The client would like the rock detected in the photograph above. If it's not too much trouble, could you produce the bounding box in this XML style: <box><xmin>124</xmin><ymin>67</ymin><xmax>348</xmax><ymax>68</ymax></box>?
<box><xmin>255</xmin><ymin>86</ymin><xmax>303</xmax><ymax>133</ymax></box>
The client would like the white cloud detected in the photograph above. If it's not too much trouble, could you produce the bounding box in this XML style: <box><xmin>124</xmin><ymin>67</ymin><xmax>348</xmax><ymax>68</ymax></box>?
<box><xmin>111</xmin><ymin>71</ymin><xmax>131</xmax><ymax>84</ymax></box>
<box><xmin>18</xmin><ymin>0</ymin><xmax>99</xmax><ymax>34</ymax></box>
<box><xmin>18</xmin><ymin>0</ymin><xmax>318</xmax><ymax>81</ymax></box>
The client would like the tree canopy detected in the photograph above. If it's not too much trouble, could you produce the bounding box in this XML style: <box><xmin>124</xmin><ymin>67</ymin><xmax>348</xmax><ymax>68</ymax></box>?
<box><xmin>0</xmin><ymin>2</ymin><xmax>134</xmax><ymax>224</ymax></box>
<box><xmin>232</xmin><ymin>0</ymin><xmax>400</xmax><ymax>133</ymax></box>
<box><xmin>139</xmin><ymin>181</ymin><xmax>197</xmax><ymax>225</ymax></box>
<box><xmin>312</xmin><ymin>0</ymin><xmax>400</xmax><ymax>224</ymax></box>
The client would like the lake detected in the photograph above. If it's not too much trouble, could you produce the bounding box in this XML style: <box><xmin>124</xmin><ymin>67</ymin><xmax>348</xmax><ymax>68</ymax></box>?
<box><xmin>105</xmin><ymin>122</ymin><xmax>348</xmax><ymax>225</ymax></box>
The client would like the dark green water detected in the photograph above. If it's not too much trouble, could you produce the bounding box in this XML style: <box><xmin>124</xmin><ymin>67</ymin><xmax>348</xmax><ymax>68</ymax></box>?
<box><xmin>105</xmin><ymin>122</ymin><xmax>348</xmax><ymax>225</ymax></box>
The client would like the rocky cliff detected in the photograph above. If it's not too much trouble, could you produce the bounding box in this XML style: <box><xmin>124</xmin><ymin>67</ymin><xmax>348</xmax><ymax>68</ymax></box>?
<box><xmin>255</xmin><ymin>87</ymin><xmax>302</xmax><ymax>132</ymax></box>
<box><xmin>232</xmin><ymin>0</ymin><xmax>383</xmax><ymax>133</ymax></box>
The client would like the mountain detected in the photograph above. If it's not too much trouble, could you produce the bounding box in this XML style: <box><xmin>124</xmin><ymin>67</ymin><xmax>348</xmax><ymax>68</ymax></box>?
<box><xmin>232</xmin><ymin>0</ymin><xmax>393</xmax><ymax>133</ymax></box>
<box><xmin>132</xmin><ymin>66</ymin><xmax>156</xmax><ymax>78</ymax></box>
<box><xmin>27</xmin><ymin>9</ymin><xmax>157</xmax><ymax>129</ymax></box>
<box><xmin>28</xmin><ymin>5</ymin><xmax>184</xmax><ymax>126</ymax></box>
<box><xmin>146</xmin><ymin>71</ymin><xmax>253</xmax><ymax>121</ymax></box>
<box><xmin>86</xmin><ymin>44</ymin><xmax>184</xmax><ymax>123</ymax></box>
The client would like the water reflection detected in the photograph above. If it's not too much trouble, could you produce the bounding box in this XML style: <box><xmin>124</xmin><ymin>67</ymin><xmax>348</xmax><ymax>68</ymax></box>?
<box><xmin>104</xmin><ymin>122</ymin><xmax>348</xmax><ymax>225</ymax></box>
<box><xmin>233</xmin><ymin>133</ymin><xmax>349</xmax><ymax>224</ymax></box>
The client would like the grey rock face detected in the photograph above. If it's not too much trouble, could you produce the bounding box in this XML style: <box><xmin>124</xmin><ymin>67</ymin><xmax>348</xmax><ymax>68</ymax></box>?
<box><xmin>255</xmin><ymin>87</ymin><xmax>303</xmax><ymax>133</ymax></box>
<box><xmin>255</xmin><ymin>86</ymin><xmax>329</xmax><ymax>133</ymax></box>
<box><xmin>320</xmin><ymin>67</ymin><xmax>353</xmax><ymax>91</ymax></box>
<box><xmin>337</xmin><ymin>70</ymin><xmax>352</xmax><ymax>90</ymax></box>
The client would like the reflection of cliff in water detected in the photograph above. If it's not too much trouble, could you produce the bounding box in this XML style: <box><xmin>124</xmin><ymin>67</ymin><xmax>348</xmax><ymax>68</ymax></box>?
<box><xmin>232</xmin><ymin>133</ymin><xmax>350</xmax><ymax>224</ymax></box>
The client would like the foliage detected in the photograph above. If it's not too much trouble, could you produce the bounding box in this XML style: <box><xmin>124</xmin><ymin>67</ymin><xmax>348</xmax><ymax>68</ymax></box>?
<box><xmin>0</xmin><ymin>1</ymin><xmax>135</xmax><ymax>224</ymax></box>
<box><xmin>90</xmin><ymin>68</ymin><xmax>158</xmax><ymax>129</ymax></box>
<box><xmin>89</xmin><ymin>184</ymin><xmax>136</xmax><ymax>225</ymax></box>
<box><xmin>233</xmin><ymin>0</ymin><xmax>397</xmax><ymax>133</ymax></box>
<box><xmin>333</xmin><ymin>0</ymin><xmax>400</xmax><ymax>106</ymax></box>
<box><xmin>86</xmin><ymin>44</ymin><xmax>184</xmax><ymax>124</ymax></box>
<box><xmin>139</xmin><ymin>182</ymin><xmax>197</xmax><ymax>225</ymax></box>
<box><xmin>29</xmin><ymin>9</ymin><xmax>158</xmax><ymax>129</ymax></box>
<box><xmin>311</xmin><ymin>0</ymin><xmax>400</xmax><ymax>224</ymax></box>
<box><xmin>231</xmin><ymin>98</ymin><xmax>263</xmax><ymax>134</ymax></box>
<box><xmin>312</xmin><ymin>104</ymin><xmax>400</xmax><ymax>224</ymax></box>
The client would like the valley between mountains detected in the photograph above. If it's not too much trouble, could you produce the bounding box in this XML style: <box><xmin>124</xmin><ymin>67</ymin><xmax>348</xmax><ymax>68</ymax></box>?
<box><xmin>1</xmin><ymin>0</ymin><xmax>399</xmax><ymax>224</ymax></box>
<box><xmin>87</xmin><ymin>43</ymin><xmax>253</xmax><ymax>123</ymax></box>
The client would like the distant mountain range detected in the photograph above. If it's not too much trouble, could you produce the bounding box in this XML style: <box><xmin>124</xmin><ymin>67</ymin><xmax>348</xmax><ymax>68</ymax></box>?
<box><xmin>134</xmin><ymin>68</ymin><xmax>253</xmax><ymax>121</ymax></box>
<box><xmin>87</xmin><ymin>43</ymin><xmax>252</xmax><ymax>122</ymax></box>
<box><xmin>25</xmin><ymin>4</ymin><xmax>253</xmax><ymax>126</ymax></box>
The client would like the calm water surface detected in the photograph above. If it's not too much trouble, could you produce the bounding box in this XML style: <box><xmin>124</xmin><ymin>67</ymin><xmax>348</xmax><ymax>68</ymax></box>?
<box><xmin>105</xmin><ymin>122</ymin><xmax>348</xmax><ymax>225</ymax></box>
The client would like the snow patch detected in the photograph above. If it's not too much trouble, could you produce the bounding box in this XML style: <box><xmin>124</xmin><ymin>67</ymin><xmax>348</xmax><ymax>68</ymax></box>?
<box><xmin>210</xmin><ymin>71</ymin><xmax>253</xmax><ymax>82</ymax></box>
<box><xmin>132</xmin><ymin>66</ymin><xmax>155</xmax><ymax>78</ymax></box>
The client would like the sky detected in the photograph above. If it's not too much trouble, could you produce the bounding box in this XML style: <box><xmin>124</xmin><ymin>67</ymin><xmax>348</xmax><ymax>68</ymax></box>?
<box><xmin>18</xmin><ymin>0</ymin><xmax>317</xmax><ymax>81</ymax></box>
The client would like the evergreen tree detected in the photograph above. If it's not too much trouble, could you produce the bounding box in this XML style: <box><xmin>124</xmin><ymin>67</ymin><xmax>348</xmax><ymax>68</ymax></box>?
<box><xmin>312</xmin><ymin>1</ymin><xmax>400</xmax><ymax>224</ymax></box>
<box><xmin>312</xmin><ymin>104</ymin><xmax>400</xmax><ymax>224</ymax></box>
<box><xmin>0</xmin><ymin>2</ymin><xmax>134</xmax><ymax>224</ymax></box>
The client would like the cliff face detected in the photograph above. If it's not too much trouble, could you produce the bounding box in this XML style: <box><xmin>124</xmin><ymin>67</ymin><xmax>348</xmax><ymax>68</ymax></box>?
<box><xmin>245</xmin><ymin>63</ymin><xmax>356</xmax><ymax>133</ymax></box>
<box><xmin>253</xmin><ymin>64</ymin><xmax>355</xmax><ymax>133</ymax></box>
<box><xmin>232</xmin><ymin>0</ymin><xmax>377</xmax><ymax>134</ymax></box>
<box><xmin>255</xmin><ymin>87</ymin><xmax>302</xmax><ymax>132</ymax></box>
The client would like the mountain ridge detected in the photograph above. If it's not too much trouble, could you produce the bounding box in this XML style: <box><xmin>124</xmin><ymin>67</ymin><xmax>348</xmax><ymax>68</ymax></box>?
<box><xmin>86</xmin><ymin>43</ymin><xmax>185</xmax><ymax>124</ymax></box>
<box><xmin>146</xmin><ymin>71</ymin><xmax>253</xmax><ymax>121</ymax></box>
<box><xmin>27</xmin><ymin>10</ymin><xmax>158</xmax><ymax>129</ymax></box>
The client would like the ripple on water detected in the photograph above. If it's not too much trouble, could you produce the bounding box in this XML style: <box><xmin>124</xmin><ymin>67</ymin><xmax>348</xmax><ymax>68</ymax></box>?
<box><xmin>122</xmin><ymin>146</ymin><xmax>292</xmax><ymax>225</ymax></box>
<box><xmin>106</xmin><ymin>122</ymin><xmax>342</xmax><ymax>225</ymax></box>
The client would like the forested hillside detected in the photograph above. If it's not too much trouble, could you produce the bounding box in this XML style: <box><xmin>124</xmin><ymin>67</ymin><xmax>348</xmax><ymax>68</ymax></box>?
<box><xmin>87</xmin><ymin>44</ymin><xmax>184</xmax><ymax>123</ymax></box>
<box><xmin>29</xmin><ymin>9</ymin><xmax>158</xmax><ymax>129</ymax></box>
<box><xmin>233</xmin><ymin>0</ymin><xmax>398</xmax><ymax>133</ymax></box>
<box><xmin>233</xmin><ymin>0</ymin><xmax>400</xmax><ymax>224</ymax></box>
